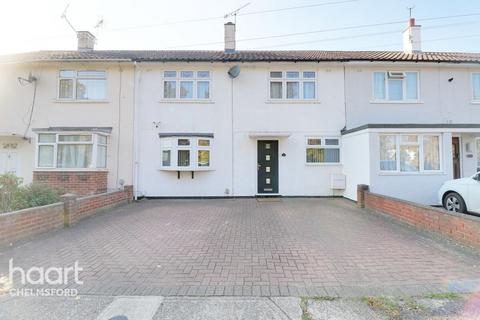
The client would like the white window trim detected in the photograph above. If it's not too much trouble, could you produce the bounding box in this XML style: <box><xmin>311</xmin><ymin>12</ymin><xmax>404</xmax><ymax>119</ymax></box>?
<box><xmin>57</xmin><ymin>70</ymin><xmax>108</xmax><ymax>102</ymax></box>
<box><xmin>304</xmin><ymin>136</ymin><xmax>341</xmax><ymax>165</ymax></box>
<box><xmin>159</xmin><ymin>136</ymin><xmax>214</xmax><ymax>171</ymax></box>
<box><xmin>267</xmin><ymin>70</ymin><xmax>318</xmax><ymax>102</ymax></box>
<box><xmin>371</xmin><ymin>71</ymin><xmax>421</xmax><ymax>103</ymax></box>
<box><xmin>35</xmin><ymin>132</ymin><xmax>108</xmax><ymax>170</ymax></box>
<box><xmin>472</xmin><ymin>72</ymin><xmax>480</xmax><ymax>103</ymax></box>
<box><xmin>161</xmin><ymin>71</ymin><xmax>212</xmax><ymax>102</ymax></box>
<box><xmin>378</xmin><ymin>133</ymin><xmax>443</xmax><ymax>174</ymax></box>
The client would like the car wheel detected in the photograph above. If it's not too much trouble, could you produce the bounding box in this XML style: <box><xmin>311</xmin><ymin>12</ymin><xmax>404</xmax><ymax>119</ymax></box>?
<box><xmin>443</xmin><ymin>192</ymin><xmax>467</xmax><ymax>213</ymax></box>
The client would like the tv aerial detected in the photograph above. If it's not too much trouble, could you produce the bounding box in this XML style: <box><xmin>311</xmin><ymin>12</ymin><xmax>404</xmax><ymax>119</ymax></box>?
<box><xmin>61</xmin><ymin>4</ymin><xmax>77</xmax><ymax>33</ymax></box>
<box><xmin>224</xmin><ymin>2</ymin><xmax>251</xmax><ymax>24</ymax></box>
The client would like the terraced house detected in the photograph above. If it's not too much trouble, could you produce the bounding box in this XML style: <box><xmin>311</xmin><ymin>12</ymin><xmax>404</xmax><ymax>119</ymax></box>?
<box><xmin>0</xmin><ymin>19</ymin><xmax>479</xmax><ymax>205</ymax></box>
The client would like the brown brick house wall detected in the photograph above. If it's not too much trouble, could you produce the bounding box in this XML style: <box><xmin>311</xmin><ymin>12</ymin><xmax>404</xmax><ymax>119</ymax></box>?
<box><xmin>33</xmin><ymin>171</ymin><xmax>108</xmax><ymax>196</ymax></box>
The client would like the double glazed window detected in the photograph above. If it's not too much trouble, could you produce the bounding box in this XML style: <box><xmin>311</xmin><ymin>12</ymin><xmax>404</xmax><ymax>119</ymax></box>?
<box><xmin>37</xmin><ymin>133</ymin><xmax>107</xmax><ymax>169</ymax></box>
<box><xmin>379</xmin><ymin>134</ymin><xmax>441</xmax><ymax>173</ymax></box>
<box><xmin>58</xmin><ymin>70</ymin><xmax>106</xmax><ymax>100</ymax></box>
<box><xmin>269</xmin><ymin>71</ymin><xmax>316</xmax><ymax>100</ymax></box>
<box><xmin>306</xmin><ymin>137</ymin><xmax>340</xmax><ymax>163</ymax></box>
<box><xmin>373</xmin><ymin>71</ymin><xmax>419</xmax><ymax>101</ymax></box>
<box><xmin>473</xmin><ymin>73</ymin><xmax>480</xmax><ymax>102</ymax></box>
<box><xmin>163</xmin><ymin>71</ymin><xmax>210</xmax><ymax>100</ymax></box>
<box><xmin>476</xmin><ymin>138</ymin><xmax>480</xmax><ymax>172</ymax></box>
<box><xmin>160</xmin><ymin>137</ymin><xmax>212</xmax><ymax>169</ymax></box>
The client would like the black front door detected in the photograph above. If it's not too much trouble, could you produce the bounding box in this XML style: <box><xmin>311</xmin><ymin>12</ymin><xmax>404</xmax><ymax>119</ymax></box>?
<box><xmin>257</xmin><ymin>140</ymin><xmax>278</xmax><ymax>194</ymax></box>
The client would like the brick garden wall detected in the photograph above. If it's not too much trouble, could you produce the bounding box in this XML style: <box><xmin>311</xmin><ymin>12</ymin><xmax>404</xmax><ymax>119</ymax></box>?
<box><xmin>357</xmin><ymin>185</ymin><xmax>480</xmax><ymax>249</ymax></box>
<box><xmin>0</xmin><ymin>185</ymin><xmax>133</xmax><ymax>246</ymax></box>
<box><xmin>33</xmin><ymin>171</ymin><xmax>108</xmax><ymax>196</ymax></box>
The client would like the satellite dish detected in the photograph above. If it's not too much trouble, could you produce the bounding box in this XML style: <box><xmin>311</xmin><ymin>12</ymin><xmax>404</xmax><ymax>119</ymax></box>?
<box><xmin>228</xmin><ymin>65</ymin><xmax>241</xmax><ymax>79</ymax></box>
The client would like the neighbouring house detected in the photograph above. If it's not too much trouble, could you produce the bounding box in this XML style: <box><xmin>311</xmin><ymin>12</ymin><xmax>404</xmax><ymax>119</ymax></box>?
<box><xmin>0</xmin><ymin>19</ymin><xmax>479</xmax><ymax>204</ymax></box>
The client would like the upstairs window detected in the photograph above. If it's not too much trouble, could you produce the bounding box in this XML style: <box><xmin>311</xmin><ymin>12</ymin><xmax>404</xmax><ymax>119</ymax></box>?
<box><xmin>269</xmin><ymin>71</ymin><xmax>316</xmax><ymax>100</ymax></box>
<box><xmin>163</xmin><ymin>71</ymin><xmax>211</xmax><ymax>100</ymax></box>
<box><xmin>58</xmin><ymin>70</ymin><xmax>106</xmax><ymax>100</ymax></box>
<box><xmin>37</xmin><ymin>133</ymin><xmax>107</xmax><ymax>169</ymax></box>
<box><xmin>160</xmin><ymin>137</ymin><xmax>212</xmax><ymax>170</ymax></box>
<box><xmin>305</xmin><ymin>137</ymin><xmax>340</xmax><ymax>164</ymax></box>
<box><xmin>473</xmin><ymin>73</ymin><xmax>480</xmax><ymax>101</ymax></box>
<box><xmin>373</xmin><ymin>71</ymin><xmax>419</xmax><ymax>102</ymax></box>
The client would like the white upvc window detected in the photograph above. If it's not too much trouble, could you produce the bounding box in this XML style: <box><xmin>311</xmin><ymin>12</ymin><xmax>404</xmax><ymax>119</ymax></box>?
<box><xmin>58</xmin><ymin>70</ymin><xmax>107</xmax><ymax>100</ymax></box>
<box><xmin>305</xmin><ymin>137</ymin><xmax>340</xmax><ymax>164</ymax></box>
<box><xmin>269</xmin><ymin>71</ymin><xmax>316</xmax><ymax>100</ymax></box>
<box><xmin>379</xmin><ymin>134</ymin><xmax>442</xmax><ymax>173</ymax></box>
<box><xmin>160</xmin><ymin>137</ymin><xmax>212</xmax><ymax>170</ymax></box>
<box><xmin>472</xmin><ymin>73</ymin><xmax>480</xmax><ymax>102</ymax></box>
<box><xmin>36</xmin><ymin>133</ymin><xmax>108</xmax><ymax>169</ymax></box>
<box><xmin>476</xmin><ymin>138</ymin><xmax>480</xmax><ymax>172</ymax></box>
<box><xmin>372</xmin><ymin>71</ymin><xmax>419</xmax><ymax>102</ymax></box>
<box><xmin>162</xmin><ymin>71</ymin><xmax>211</xmax><ymax>100</ymax></box>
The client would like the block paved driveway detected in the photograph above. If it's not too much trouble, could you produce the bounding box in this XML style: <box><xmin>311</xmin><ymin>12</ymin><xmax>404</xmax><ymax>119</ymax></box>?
<box><xmin>1</xmin><ymin>198</ymin><xmax>479</xmax><ymax>297</ymax></box>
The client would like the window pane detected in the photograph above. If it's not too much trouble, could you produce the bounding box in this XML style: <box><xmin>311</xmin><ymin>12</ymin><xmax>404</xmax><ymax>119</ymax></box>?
<box><xmin>324</xmin><ymin>149</ymin><xmax>340</xmax><ymax>163</ymax></box>
<box><xmin>303</xmin><ymin>71</ymin><xmax>316</xmax><ymax>78</ymax></box>
<box><xmin>270</xmin><ymin>71</ymin><xmax>282</xmax><ymax>78</ymax></box>
<box><xmin>303</xmin><ymin>81</ymin><xmax>315</xmax><ymax>99</ymax></box>
<box><xmin>388</xmin><ymin>79</ymin><xmax>403</xmax><ymax>101</ymax></box>
<box><xmin>307</xmin><ymin>138</ymin><xmax>321</xmax><ymax>145</ymax></box>
<box><xmin>306</xmin><ymin>148</ymin><xmax>323</xmax><ymax>163</ymax></box>
<box><xmin>423</xmin><ymin>135</ymin><xmax>440</xmax><ymax>170</ymax></box>
<box><xmin>178</xmin><ymin>139</ymin><xmax>190</xmax><ymax>146</ymax></box>
<box><xmin>198</xmin><ymin>150</ymin><xmax>210</xmax><ymax>167</ymax></box>
<box><xmin>59</xmin><ymin>70</ymin><xmax>76</xmax><ymax>77</ymax></box>
<box><xmin>400</xmin><ymin>145</ymin><xmax>419</xmax><ymax>172</ymax></box>
<box><xmin>178</xmin><ymin>150</ymin><xmax>190</xmax><ymax>167</ymax></box>
<box><xmin>180</xmin><ymin>81</ymin><xmax>193</xmax><ymax>99</ymax></box>
<box><xmin>401</xmin><ymin>135</ymin><xmax>418</xmax><ymax>143</ymax></box>
<box><xmin>77</xmin><ymin>71</ymin><xmax>106</xmax><ymax>78</ymax></box>
<box><xmin>473</xmin><ymin>74</ymin><xmax>480</xmax><ymax>100</ymax></box>
<box><xmin>162</xmin><ymin>150</ymin><xmax>171</xmax><ymax>166</ymax></box>
<box><xmin>325</xmin><ymin>139</ymin><xmax>339</xmax><ymax>146</ymax></box>
<box><xmin>286</xmin><ymin>82</ymin><xmax>299</xmax><ymax>99</ymax></box>
<box><xmin>198</xmin><ymin>139</ymin><xmax>210</xmax><ymax>146</ymax></box>
<box><xmin>38</xmin><ymin>134</ymin><xmax>55</xmax><ymax>143</ymax></box>
<box><xmin>59</xmin><ymin>135</ymin><xmax>92</xmax><ymax>142</ymax></box>
<box><xmin>164</xmin><ymin>81</ymin><xmax>176</xmax><ymax>98</ymax></box>
<box><xmin>59</xmin><ymin>79</ymin><xmax>74</xmax><ymax>99</ymax></box>
<box><xmin>76</xmin><ymin>79</ymin><xmax>106</xmax><ymax>100</ymax></box>
<box><xmin>57</xmin><ymin>145</ymin><xmax>92</xmax><ymax>168</ymax></box>
<box><xmin>97</xmin><ymin>135</ymin><xmax>107</xmax><ymax>145</ymax></box>
<box><xmin>197</xmin><ymin>71</ymin><xmax>210</xmax><ymax>78</ymax></box>
<box><xmin>164</xmin><ymin>71</ymin><xmax>176</xmax><ymax>78</ymax></box>
<box><xmin>97</xmin><ymin>145</ymin><xmax>107</xmax><ymax>168</ymax></box>
<box><xmin>38</xmin><ymin>145</ymin><xmax>54</xmax><ymax>167</ymax></box>
<box><xmin>286</xmin><ymin>71</ymin><xmax>299</xmax><ymax>78</ymax></box>
<box><xmin>373</xmin><ymin>72</ymin><xmax>386</xmax><ymax>100</ymax></box>
<box><xmin>380</xmin><ymin>135</ymin><xmax>397</xmax><ymax>171</ymax></box>
<box><xmin>406</xmin><ymin>72</ymin><xmax>418</xmax><ymax>100</ymax></box>
<box><xmin>197</xmin><ymin>81</ymin><xmax>210</xmax><ymax>99</ymax></box>
<box><xmin>180</xmin><ymin>71</ymin><xmax>194</xmax><ymax>78</ymax></box>
<box><xmin>270</xmin><ymin>82</ymin><xmax>282</xmax><ymax>99</ymax></box>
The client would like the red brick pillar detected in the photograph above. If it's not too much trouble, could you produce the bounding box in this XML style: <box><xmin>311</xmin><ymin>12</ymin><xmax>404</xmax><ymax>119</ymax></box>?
<box><xmin>61</xmin><ymin>194</ymin><xmax>78</xmax><ymax>227</ymax></box>
<box><xmin>124</xmin><ymin>185</ymin><xmax>134</xmax><ymax>203</ymax></box>
<box><xmin>357</xmin><ymin>184</ymin><xmax>369</xmax><ymax>208</ymax></box>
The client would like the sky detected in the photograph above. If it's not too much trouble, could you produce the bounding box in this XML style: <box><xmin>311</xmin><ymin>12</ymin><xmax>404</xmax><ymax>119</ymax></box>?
<box><xmin>0</xmin><ymin>0</ymin><xmax>479</xmax><ymax>54</ymax></box>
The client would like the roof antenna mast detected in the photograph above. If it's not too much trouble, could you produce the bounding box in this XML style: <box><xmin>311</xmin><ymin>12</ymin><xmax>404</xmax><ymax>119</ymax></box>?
<box><xmin>407</xmin><ymin>5</ymin><xmax>415</xmax><ymax>19</ymax></box>
<box><xmin>224</xmin><ymin>2</ymin><xmax>251</xmax><ymax>24</ymax></box>
<box><xmin>61</xmin><ymin>4</ymin><xmax>77</xmax><ymax>33</ymax></box>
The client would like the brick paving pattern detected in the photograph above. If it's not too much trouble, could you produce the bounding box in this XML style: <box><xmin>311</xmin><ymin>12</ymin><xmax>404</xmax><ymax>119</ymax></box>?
<box><xmin>0</xmin><ymin>198</ymin><xmax>479</xmax><ymax>297</ymax></box>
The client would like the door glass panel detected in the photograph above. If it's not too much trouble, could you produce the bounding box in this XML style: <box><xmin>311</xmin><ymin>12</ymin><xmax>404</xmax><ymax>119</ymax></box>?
<box><xmin>265</xmin><ymin>143</ymin><xmax>270</xmax><ymax>149</ymax></box>
<box><xmin>266</xmin><ymin>178</ymin><xmax>271</xmax><ymax>184</ymax></box>
<box><xmin>266</xmin><ymin>167</ymin><xmax>270</xmax><ymax>172</ymax></box>
<box><xmin>266</xmin><ymin>155</ymin><xmax>270</xmax><ymax>161</ymax></box>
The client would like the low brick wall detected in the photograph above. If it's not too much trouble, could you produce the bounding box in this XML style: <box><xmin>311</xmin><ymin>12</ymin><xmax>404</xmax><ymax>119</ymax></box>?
<box><xmin>357</xmin><ymin>185</ymin><xmax>480</xmax><ymax>249</ymax></box>
<box><xmin>33</xmin><ymin>171</ymin><xmax>108</xmax><ymax>196</ymax></box>
<box><xmin>0</xmin><ymin>185</ymin><xmax>133</xmax><ymax>246</ymax></box>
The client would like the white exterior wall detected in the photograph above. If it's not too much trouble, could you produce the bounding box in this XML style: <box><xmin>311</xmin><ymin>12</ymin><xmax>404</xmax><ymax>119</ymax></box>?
<box><xmin>0</xmin><ymin>63</ymin><xmax>135</xmax><ymax>188</ymax></box>
<box><xmin>341</xmin><ymin>131</ymin><xmax>371</xmax><ymax>201</ymax></box>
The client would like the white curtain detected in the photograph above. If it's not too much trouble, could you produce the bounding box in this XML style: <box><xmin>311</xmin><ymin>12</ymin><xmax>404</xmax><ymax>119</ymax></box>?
<box><xmin>303</xmin><ymin>81</ymin><xmax>315</xmax><ymax>99</ymax></box>
<box><xmin>57</xmin><ymin>145</ymin><xmax>92</xmax><ymax>168</ymax></box>
<box><xmin>270</xmin><ymin>82</ymin><xmax>282</xmax><ymax>99</ymax></box>
<box><xmin>423</xmin><ymin>136</ymin><xmax>440</xmax><ymax>170</ymax></box>
<box><xmin>406</xmin><ymin>72</ymin><xmax>418</xmax><ymax>100</ymax></box>
<box><xmin>380</xmin><ymin>135</ymin><xmax>397</xmax><ymax>170</ymax></box>
<box><xmin>373</xmin><ymin>72</ymin><xmax>386</xmax><ymax>100</ymax></box>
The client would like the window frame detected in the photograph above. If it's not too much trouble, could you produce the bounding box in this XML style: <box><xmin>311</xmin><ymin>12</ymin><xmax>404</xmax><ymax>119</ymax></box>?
<box><xmin>378</xmin><ymin>133</ymin><xmax>443</xmax><ymax>174</ymax></box>
<box><xmin>35</xmin><ymin>132</ymin><xmax>108</xmax><ymax>170</ymax></box>
<box><xmin>268</xmin><ymin>71</ymin><xmax>317</xmax><ymax>101</ymax></box>
<box><xmin>57</xmin><ymin>70</ymin><xmax>108</xmax><ymax>101</ymax></box>
<box><xmin>161</xmin><ymin>71</ymin><xmax>212</xmax><ymax>101</ymax></box>
<box><xmin>305</xmin><ymin>136</ymin><xmax>341</xmax><ymax>165</ymax></box>
<box><xmin>372</xmin><ymin>71</ymin><xmax>420</xmax><ymax>102</ymax></box>
<box><xmin>472</xmin><ymin>72</ymin><xmax>480</xmax><ymax>103</ymax></box>
<box><xmin>476</xmin><ymin>137</ymin><xmax>480</xmax><ymax>172</ymax></box>
<box><xmin>160</xmin><ymin>136</ymin><xmax>213</xmax><ymax>170</ymax></box>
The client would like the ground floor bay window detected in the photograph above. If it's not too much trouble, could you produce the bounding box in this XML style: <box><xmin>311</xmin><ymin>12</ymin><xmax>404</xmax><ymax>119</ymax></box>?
<box><xmin>379</xmin><ymin>133</ymin><xmax>442</xmax><ymax>173</ymax></box>
<box><xmin>36</xmin><ymin>133</ymin><xmax>108</xmax><ymax>169</ymax></box>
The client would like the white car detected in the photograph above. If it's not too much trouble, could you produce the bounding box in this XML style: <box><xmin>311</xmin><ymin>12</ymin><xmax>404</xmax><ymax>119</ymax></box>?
<box><xmin>438</xmin><ymin>172</ymin><xmax>480</xmax><ymax>214</ymax></box>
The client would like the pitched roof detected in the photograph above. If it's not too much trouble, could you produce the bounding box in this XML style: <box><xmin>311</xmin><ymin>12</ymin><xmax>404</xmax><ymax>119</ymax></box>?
<box><xmin>1</xmin><ymin>50</ymin><xmax>480</xmax><ymax>64</ymax></box>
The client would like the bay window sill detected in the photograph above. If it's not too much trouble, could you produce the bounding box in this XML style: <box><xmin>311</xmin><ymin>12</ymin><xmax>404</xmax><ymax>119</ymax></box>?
<box><xmin>34</xmin><ymin>168</ymin><xmax>108</xmax><ymax>172</ymax></box>
<box><xmin>378</xmin><ymin>171</ymin><xmax>446</xmax><ymax>176</ymax></box>
<box><xmin>158</xmin><ymin>100</ymin><xmax>215</xmax><ymax>104</ymax></box>
<box><xmin>265</xmin><ymin>100</ymin><xmax>320</xmax><ymax>104</ymax></box>
<box><xmin>53</xmin><ymin>99</ymin><xmax>110</xmax><ymax>104</ymax></box>
<box><xmin>369</xmin><ymin>100</ymin><xmax>424</xmax><ymax>104</ymax></box>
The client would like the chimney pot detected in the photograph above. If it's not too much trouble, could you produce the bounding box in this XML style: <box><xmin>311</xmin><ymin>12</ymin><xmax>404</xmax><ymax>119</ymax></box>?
<box><xmin>77</xmin><ymin>31</ymin><xmax>96</xmax><ymax>51</ymax></box>
<box><xmin>224</xmin><ymin>22</ymin><xmax>236</xmax><ymax>53</ymax></box>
